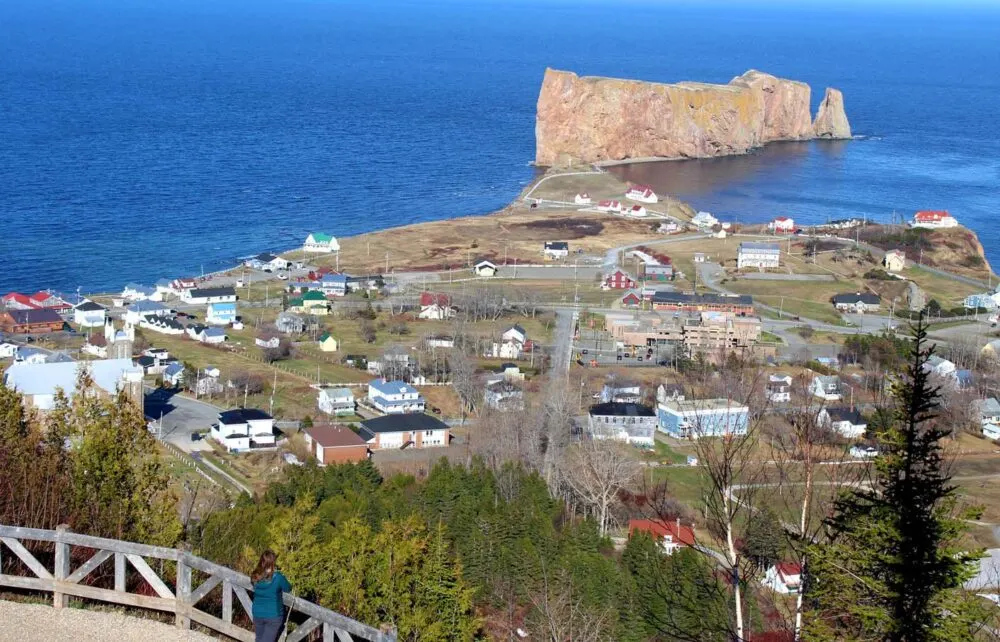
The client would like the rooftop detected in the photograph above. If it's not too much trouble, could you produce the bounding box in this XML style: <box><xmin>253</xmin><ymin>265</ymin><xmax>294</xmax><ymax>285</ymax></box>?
<box><xmin>738</xmin><ymin>242</ymin><xmax>781</xmax><ymax>252</ymax></box>
<box><xmin>358</xmin><ymin>413</ymin><xmax>448</xmax><ymax>438</ymax></box>
<box><xmin>660</xmin><ymin>398</ymin><xmax>748</xmax><ymax>413</ymax></box>
<box><xmin>4</xmin><ymin>359</ymin><xmax>140</xmax><ymax>398</ymax></box>
<box><xmin>589</xmin><ymin>402</ymin><xmax>655</xmax><ymax>418</ymax></box>
<box><xmin>218</xmin><ymin>408</ymin><xmax>272</xmax><ymax>424</ymax></box>
<box><xmin>306</xmin><ymin>424</ymin><xmax>367</xmax><ymax>449</ymax></box>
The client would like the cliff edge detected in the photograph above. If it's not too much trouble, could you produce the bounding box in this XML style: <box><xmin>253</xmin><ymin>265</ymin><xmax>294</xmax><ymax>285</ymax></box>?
<box><xmin>535</xmin><ymin>69</ymin><xmax>851</xmax><ymax>166</ymax></box>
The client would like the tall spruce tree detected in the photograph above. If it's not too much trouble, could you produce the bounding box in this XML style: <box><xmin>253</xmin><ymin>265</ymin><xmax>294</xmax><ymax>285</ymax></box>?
<box><xmin>803</xmin><ymin>317</ymin><xmax>986</xmax><ymax>641</ymax></box>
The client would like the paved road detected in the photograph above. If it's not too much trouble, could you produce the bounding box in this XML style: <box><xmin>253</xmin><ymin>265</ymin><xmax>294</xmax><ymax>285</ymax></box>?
<box><xmin>144</xmin><ymin>388</ymin><xmax>220</xmax><ymax>451</ymax></box>
<box><xmin>550</xmin><ymin>309</ymin><xmax>576</xmax><ymax>375</ymax></box>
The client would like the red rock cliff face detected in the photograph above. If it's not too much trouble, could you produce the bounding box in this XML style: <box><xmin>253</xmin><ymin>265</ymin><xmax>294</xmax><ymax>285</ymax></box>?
<box><xmin>535</xmin><ymin>69</ymin><xmax>850</xmax><ymax>166</ymax></box>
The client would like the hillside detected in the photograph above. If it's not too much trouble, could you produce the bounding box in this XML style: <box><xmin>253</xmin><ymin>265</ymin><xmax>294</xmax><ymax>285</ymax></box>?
<box><xmin>858</xmin><ymin>225</ymin><xmax>995</xmax><ymax>281</ymax></box>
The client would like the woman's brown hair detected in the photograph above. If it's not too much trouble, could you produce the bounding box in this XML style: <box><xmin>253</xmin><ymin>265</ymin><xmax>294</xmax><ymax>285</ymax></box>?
<box><xmin>251</xmin><ymin>549</ymin><xmax>277</xmax><ymax>584</ymax></box>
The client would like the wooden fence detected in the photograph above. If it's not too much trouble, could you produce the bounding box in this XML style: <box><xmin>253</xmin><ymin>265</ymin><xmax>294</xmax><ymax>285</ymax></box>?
<box><xmin>0</xmin><ymin>525</ymin><xmax>395</xmax><ymax>642</ymax></box>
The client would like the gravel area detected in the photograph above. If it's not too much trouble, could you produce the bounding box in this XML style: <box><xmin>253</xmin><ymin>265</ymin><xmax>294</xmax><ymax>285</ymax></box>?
<box><xmin>0</xmin><ymin>601</ymin><xmax>217</xmax><ymax>641</ymax></box>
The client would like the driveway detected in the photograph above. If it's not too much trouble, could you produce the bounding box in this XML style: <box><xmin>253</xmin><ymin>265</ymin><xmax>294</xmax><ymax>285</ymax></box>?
<box><xmin>144</xmin><ymin>388</ymin><xmax>220</xmax><ymax>452</ymax></box>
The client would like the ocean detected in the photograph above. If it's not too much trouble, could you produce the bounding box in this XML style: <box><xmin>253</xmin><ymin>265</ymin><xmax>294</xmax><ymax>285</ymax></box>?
<box><xmin>3</xmin><ymin>0</ymin><xmax>999</xmax><ymax>294</ymax></box>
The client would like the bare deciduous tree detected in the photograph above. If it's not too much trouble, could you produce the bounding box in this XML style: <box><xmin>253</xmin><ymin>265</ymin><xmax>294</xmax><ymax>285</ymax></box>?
<box><xmin>560</xmin><ymin>438</ymin><xmax>640</xmax><ymax>537</ymax></box>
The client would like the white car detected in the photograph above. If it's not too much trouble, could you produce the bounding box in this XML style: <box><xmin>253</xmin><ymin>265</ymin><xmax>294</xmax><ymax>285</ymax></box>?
<box><xmin>276</xmin><ymin>273</ymin><xmax>288</xmax><ymax>281</ymax></box>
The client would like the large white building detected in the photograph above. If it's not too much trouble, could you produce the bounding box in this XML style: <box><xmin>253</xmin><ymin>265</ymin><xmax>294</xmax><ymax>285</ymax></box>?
<box><xmin>3</xmin><ymin>358</ymin><xmax>143</xmax><ymax>411</ymax></box>
<box><xmin>737</xmin><ymin>242</ymin><xmax>781</xmax><ymax>269</ymax></box>
<box><xmin>625</xmin><ymin>184</ymin><xmax>658</xmax><ymax>204</ymax></box>
<box><xmin>303</xmin><ymin>232</ymin><xmax>340</xmax><ymax>253</ymax></box>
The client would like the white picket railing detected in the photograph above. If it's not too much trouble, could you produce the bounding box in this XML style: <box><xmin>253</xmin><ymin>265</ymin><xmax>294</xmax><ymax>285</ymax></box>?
<box><xmin>0</xmin><ymin>525</ymin><xmax>396</xmax><ymax>642</ymax></box>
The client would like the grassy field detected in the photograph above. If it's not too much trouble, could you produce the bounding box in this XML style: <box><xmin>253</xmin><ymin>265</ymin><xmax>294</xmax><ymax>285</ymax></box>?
<box><xmin>724</xmin><ymin>279</ymin><xmax>850</xmax><ymax>325</ymax></box>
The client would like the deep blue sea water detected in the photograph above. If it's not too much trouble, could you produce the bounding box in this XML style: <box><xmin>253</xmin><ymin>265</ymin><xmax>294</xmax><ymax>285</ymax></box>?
<box><xmin>2</xmin><ymin>0</ymin><xmax>999</xmax><ymax>293</ymax></box>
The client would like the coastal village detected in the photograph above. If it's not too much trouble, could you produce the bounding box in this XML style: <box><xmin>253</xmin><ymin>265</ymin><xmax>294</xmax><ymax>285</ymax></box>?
<box><xmin>4</xmin><ymin>137</ymin><xmax>1000</xmax><ymax>642</ymax></box>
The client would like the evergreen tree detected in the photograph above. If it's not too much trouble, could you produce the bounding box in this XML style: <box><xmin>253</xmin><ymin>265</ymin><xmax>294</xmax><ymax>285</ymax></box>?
<box><xmin>622</xmin><ymin>533</ymin><xmax>731</xmax><ymax>641</ymax></box>
<box><xmin>803</xmin><ymin>318</ymin><xmax>986</xmax><ymax>641</ymax></box>
<box><xmin>743</xmin><ymin>506</ymin><xmax>783</xmax><ymax>571</ymax></box>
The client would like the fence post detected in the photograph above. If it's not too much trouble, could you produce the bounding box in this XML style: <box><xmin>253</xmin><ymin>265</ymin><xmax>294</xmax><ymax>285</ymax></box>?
<box><xmin>175</xmin><ymin>547</ymin><xmax>191</xmax><ymax>630</ymax></box>
<box><xmin>53</xmin><ymin>524</ymin><xmax>70</xmax><ymax>609</ymax></box>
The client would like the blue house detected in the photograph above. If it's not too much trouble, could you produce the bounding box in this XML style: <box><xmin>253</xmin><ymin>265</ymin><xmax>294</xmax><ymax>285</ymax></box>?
<box><xmin>206</xmin><ymin>301</ymin><xmax>237</xmax><ymax>325</ymax></box>
<box><xmin>657</xmin><ymin>399</ymin><xmax>749</xmax><ymax>439</ymax></box>
<box><xmin>319</xmin><ymin>274</ymin><xmax>348</xmax><ymax>297</ymax></box>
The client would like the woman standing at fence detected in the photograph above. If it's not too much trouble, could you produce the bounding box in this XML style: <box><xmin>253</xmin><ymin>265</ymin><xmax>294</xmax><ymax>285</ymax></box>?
<box><xmin>251</xmin><ymin>550</ymin><xmax>292</xmax><ymax>642</ymax></box>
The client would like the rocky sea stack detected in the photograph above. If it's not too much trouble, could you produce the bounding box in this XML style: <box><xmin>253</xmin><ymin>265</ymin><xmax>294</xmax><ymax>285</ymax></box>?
<box><xmin>535</xmin><ymin>68</ymin><xmax>852</xmax><ymax>166</ymax></box>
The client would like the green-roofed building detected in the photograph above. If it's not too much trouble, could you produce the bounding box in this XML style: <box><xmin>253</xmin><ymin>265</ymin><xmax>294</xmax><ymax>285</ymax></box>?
<box><xmin>304</xmin><ymin>232</ymin><xmax>340</xmax><ymax>254</ymax></box>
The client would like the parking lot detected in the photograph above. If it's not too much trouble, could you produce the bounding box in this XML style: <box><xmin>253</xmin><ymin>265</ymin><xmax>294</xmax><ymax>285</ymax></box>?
<box><xmin>573</xmin><ymin>328</ymin><xmax>679</xmax><ymax>368</ymax></box>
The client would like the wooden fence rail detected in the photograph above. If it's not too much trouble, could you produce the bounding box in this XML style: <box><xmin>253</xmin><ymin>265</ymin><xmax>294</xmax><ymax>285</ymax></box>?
<box><xmin>0</xmin><ymin>525</ymin><xmax>395</xmax><ymax>642</ymax></box>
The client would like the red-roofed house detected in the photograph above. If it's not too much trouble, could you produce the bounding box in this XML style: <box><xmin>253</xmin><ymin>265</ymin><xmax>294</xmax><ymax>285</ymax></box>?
<box><xmin>629</xmin><ymin>204</ymin><xmax>647</xmax><ymax>217</ymax></box>
<box><xmin>603</xmin><ymin>270</ymin><xmax>636</xmax><ymax>290</ymax></box>
<box><xmin>418</xmin><ymin>292</ymin><xmax>455</xmax><ymax>320</ymax></box>
<box><xmin>762</xmin><ymin>562</ymin><xmax>802</xmax><ymax>594</ymax></box>
<box><xmin>628</xmin><ymin>518</ymin><xmax>695</xmax><ymax>555</ymax></box>
<box><xmin>768</xmin><ymin>216</ymin><xmax>795</xmax><ymax>233</ymax></box>
<box><xmin>626</xmin><ymin>184</ymin><xmax>658</xmax><ymax>204</ymax></box>
<box><xmin>2</xmin><ymin>293</ymin><xmax>38</xmax><ymax>311</ymax></box>
<box><xmin>597</xmin><ymin>199</ymin><xmax>622</xmax><ymax>213</ymax></box>
<box><xmin>30</xmin><ymin>291</ymin><xmax>71</xmax><ymax>311</ymax></box>
<box><xmin>912</xmin><ymin>210</ymin><xmax>958</xmax><ymax>229</ymax></box>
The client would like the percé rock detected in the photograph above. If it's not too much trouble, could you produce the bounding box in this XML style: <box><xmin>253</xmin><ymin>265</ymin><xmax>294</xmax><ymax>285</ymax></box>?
<box><xmin>535</xmin><ymin>68</ymin><xmax>850</xmax><ymax>166</ymax></box>
<box><xmin>813</xmin><ymin>87</ymin><xmax>852</xmax><ymax>139</ymax></box>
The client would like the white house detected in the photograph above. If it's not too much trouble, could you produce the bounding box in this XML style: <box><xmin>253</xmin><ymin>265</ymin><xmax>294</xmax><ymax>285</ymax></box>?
<box><xmin>832</xmin><ymin>292</ymin><xmax>881</xmax><ymax>313</ymax></box>
<box><xmin>425</xmin><ymin>335</ymin><xmax>455</xmax><ymax>349</ymax></box>
<box><xmin>883</xmin><ymin>249</ymin><xmax>906</xmax><ymax>272</ymax></box>
<box><xmin>15</xmin><ymin>347</ymin><xmax>50</xmax><ymax>364</ymax></box>
<box><xmin>766</xmin><ymin>373</ymin><xmax>793</xmax><ymax>403</ymax></box>
<box><xmin>418</xmin><ymin>293</ymin><xmax>455</xmax><ymax>320</ymax></box>
<box><xmin>245</xmin><ymin>253</ymin><xmax>290</xmax><ymax>271</ymax></box>
<box><xmin>691</xmin><ymin>211</ymin><xmax>718</xmax><ymax>228</ymax></box>
<box><xmin>121</xmin><ymin>283</ymin><xmax>157</xmax><ymax>302</ymax></box>
<box><xmin>124</xmin><ymin>300</ymin><xmax>171</xmax><ymax>325</ymax></box>
<box><xmin>737</xmin><ymin>242</ymin><xmax>781</xmax><ymax>270</ymax></box>
<box><xmin>73</xmin><ymin>301</ymin><xmax>107</xmax><ymax>328</ymax></box>
<box><xmin>543</xmin><ymin>241</ymin><xmax>569</xmax><ymax>259</ymax></box>
<box><xmin>140</xmin><ymin>315</ymin><xmax>186</xmax><ymax>336</ymax></box>
<box><xmin>491</xmin><ymin>339</ymin><xmax>522</xmax><ymax>360</ymax></box>
<box><xmin>768</xmin><ymin>216</ymin><xmax>795</xmax><ymax>233</ymax></box>
<box><xmin>980</xmin><ymin>398</ymin><xmax>1000</xmax><ymax>440</ymax></box>
<box><xmin>198</xmin><ymin>327</ymin><xmax>227</xmax><ymax>344</ymax></box>
<box><xmin>181</xmin><ymin>287</ymin><xmax>237</xmax><ymax>305</ymax></box>
<box><xmin>0</xmin><ymin>343</ymin><xmax>18</xmax><ymax>359</ymax></box>
<box><xmin>206</xmin><ymin>301</ymin><xmax>237</xmax><ymax>325</ymax></box>
<box><xmin>625</xmin><ymin>184</ymin><xmax>658</xmax><ymax>204</ymax></box>
<box><xmin>817</xmin><ymin>407</ymin><xmax>867</xmax><ymax>439</ymax></box>
<box><xmin>473</xmin><ymin>260</ymin><xmax>498</xmax><ymax>277</ymax></box>
<box><xmin>163</xmin><ymin>362</ymin><xmax>185</xmax><ymax>387</ymax></box>
<box><xmin>628</xmin><ymin>205</ymin><xmax>647</xmax><ymax>218</ymax></box>
<box><xmin>597</xmin><ymin>200</ymin><xmax>622</xmax><ymax>213</ymax></box>
<box><xmin>303</xmin><ymin>232</ymin><xmax>340</xmax><ymax>253</ymax></box>
<box><xmin>367</xmin><ymin>379</ymin><xmax>425</xmax><ymax>414</ymax></box>
<box><xmin>601</xmin><ymin>380</ymin><xmax>642</xmax><ymax>403</ymax></box>
<box><xmin>256</xmin><ymin>336</ymin><xmax>280</xmax><ymax>349</ymax></box>
<box><xmin>574</xmin><ymin>193</ymin><xmax>591</xmax><ymax>205</ymax></box>
<box><xmin>911</xmin><ymin>210</ymin><xmax>958</xmax><ymax>229</ymax></box>
<box><xmin>275</xmin><ymin>311</ymin><xmax>305</xmax><ymax>334</ymax></box>
<box><xmin>502</xmin><ymin>324</ymin><xmax>527</xmax><ymax>345</ymax></box>
<box><xmin>924</xmin><ymin>355</ymin><xmax>957</xmax><ymax>380</ymax></box>
<box><xmin>810</xmin><ymin>375</ymin><xmax>843</xmax><ymax>401</ymax></box>
<box><xmin>762</xmin><ymin>563</ymin><xmax>802</xmax><ymax>594</ymax></box>
<box><xmin>317</xmin><ymin>387</ymin><xmax>356</xmax><ymax>416</ymax></box>
<box><xmin>211</xmin><ymin>408</ymin><xmax>275</xmax><ymax>453</ymax></box>
<box><xmin>318</xmin><ymin>274</ymin><xmax>347</xmax><ymax>297</ymax></box>
<box><xmin>484</xmin><ymin>380</ymin><xmax>524</xmax><ymax>411</ymax></box>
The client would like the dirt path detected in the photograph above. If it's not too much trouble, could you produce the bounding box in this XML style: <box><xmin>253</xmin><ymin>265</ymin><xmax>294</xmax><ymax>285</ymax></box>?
<box><xmin>0</xmin><ymin>601</ymin><xmax>216</xmax><ymax>641</ymax></box>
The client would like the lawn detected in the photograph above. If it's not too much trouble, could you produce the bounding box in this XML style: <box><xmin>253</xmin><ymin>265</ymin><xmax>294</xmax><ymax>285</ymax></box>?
<box><xmin>725</xmin><ymin>279</ymin><xmax>851</xmax><ymax>325</ymax></box>
<box><xmin>645</xmin><ymin>464</ymin><xmax>706</xmax><ymax>508</ymax></box>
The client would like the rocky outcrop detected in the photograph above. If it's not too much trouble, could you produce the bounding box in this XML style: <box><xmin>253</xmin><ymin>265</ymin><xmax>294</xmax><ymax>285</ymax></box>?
<box><xmin>535</xmin><ymin>68</ymin><xmax>851</xmax><ymax>166</ymax></box>
<box><xmin>813</xmin><ymin>88</ymin><xmax>851</xmax><ymax>139</ymax></box>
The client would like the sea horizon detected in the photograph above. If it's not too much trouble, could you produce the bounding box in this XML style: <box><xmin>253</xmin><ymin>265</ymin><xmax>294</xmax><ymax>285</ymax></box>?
<box><xmin>3</xmin><ymin>0</ymin><xmax>998</xmax><ymax>294</ymax></box>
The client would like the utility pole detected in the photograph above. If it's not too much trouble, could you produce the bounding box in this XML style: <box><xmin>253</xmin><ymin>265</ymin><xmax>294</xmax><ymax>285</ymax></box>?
<box><xmin>269</xmin><ymin>369</ymin><xmax>277</xmax><ymax>416</ymax></box>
